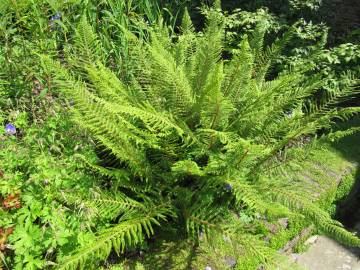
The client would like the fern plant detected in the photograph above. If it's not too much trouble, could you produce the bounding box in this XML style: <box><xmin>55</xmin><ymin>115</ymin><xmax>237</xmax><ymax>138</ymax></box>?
<box><xmin>42</xmin><ymin>3</ymin><xmax>360</xmax><ymax>269</ymax></box>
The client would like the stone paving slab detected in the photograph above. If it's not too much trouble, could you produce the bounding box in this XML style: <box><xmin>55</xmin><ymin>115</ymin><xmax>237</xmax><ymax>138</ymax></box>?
<box><xmin>294</xmin><ymin>236</ymin><xmax>360</xmax><ymax>270</ymax></box>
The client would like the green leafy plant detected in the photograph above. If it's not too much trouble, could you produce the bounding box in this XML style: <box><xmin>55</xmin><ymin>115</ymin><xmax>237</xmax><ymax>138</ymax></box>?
<box><xmin>0</xmin><ymin>110</ymin><xmax>100</xmax><ymax>269</ymax></box>
<box><xmin>40</xmin><ymin>2</ymin><xmax>360</xmax><ymax>269</ymax></box>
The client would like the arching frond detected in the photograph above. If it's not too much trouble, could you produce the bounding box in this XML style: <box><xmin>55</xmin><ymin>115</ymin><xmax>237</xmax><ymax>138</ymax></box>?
<box><xmin>58</xmin><ymin>205</ymin><xmax>171</xmax><ymax>270</ymax></box>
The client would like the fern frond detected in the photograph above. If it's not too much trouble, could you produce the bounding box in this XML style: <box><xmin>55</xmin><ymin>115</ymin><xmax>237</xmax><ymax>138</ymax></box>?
<box><xmin>200</xmin><ymin>63</ymin><xmax>235</xmax><ymax>130</ymax></box>
<box><xmin>249</xmin><ymin>21</ymin><xmax>267</xmax><ymax>63</ymax></box>
<box><xmin>235</xmin><ymin>234</ymin><xmax>305</xmax><ymax>270</ymax></box>
<box><xmin>145</xmin><ymin>33</ymin><xmax>195</xmax><ymax>117</ymax></box>
<box><xmin>231</xmin><ymin>180</ymin><xmax>270</xmax><ymax>214</ymax></box>
<box><xmin>271</xmin><ymin>189</ymin><xmax>360</xmax><ymax>247</ymax></box>
<box><xmin>180</xmin><ymin>7</ymin><xmax>194</xmax><ymax>34</ymax></box>
<box><xmin>190</xmin><ymin>8</ymin><xmax>224</xmax><ymax>98</ymax></box>
<box><xmin>84</xmin><ymin>194</ymin><xmax>145</xmax><ymax>220</ymax></box>
<box><xmin>172</xmin><ymin>160</ymin><xmax>204</xmax><ymax>176</ymax></box>
<box><xmin>74</xmin><ymin>154</ymin><xmax>152</xmax><ymax>192</ymax></box>
<box><xmin>185</xmin><ymin>201</ymin><xmax>226</xmax><ymax>237</ymax></box>
<box><xmin>223</xmin><ymin>35</ymin><xmax>254</xmax><ymax>107</ymax></box>
<box><xmin>195</xmin><ymin>129</ymin><xmax>240</xmax><ymax>148</ymax></box>
<box><xmin>61</xmin><ymin>190</ymin><xmax>144</xmax><ymax>220</ymax></box>
<box><xmin>73</xmin><ymin>17</ymin><xmax>104</xmax><ymax>65</ymax></box>
<box><xmin>58</xmin><ymin>205</ymin><xmax>171</xmax><ymax>270</ymax></box>
<box><xmin>253</xmin><ymin>27</ymin><xmax>293</xmax><ymax>84</ymax></box>
<box><xmin>325</xmin><ymin>127</ymin><xmax>360</xmax><ymax>142</ymax></box>
<box><xmin>318</xmin><ymin>72</ymin><xmax>360</xmax><ymax>110</ymax></box>
<box><xmin>84</xmin><ymin>63</ymin><xmax>133</xmax><ymax>104</ymax></box>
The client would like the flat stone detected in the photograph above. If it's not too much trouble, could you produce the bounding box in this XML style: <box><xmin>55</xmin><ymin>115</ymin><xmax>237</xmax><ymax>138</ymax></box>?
<box><xmin>224</xmin><ymin>257</ymin><xmax>236</xmax><ymax>268</ymax></box>
<box><xmin>291</xmin><ymin>253</ymin><xmax>300</xmax><ymax>262</ymax></box>
<box><xmin>295</xmin><ymin>236</ymin><xmax>360</xmax><ymax>270</ymax></box>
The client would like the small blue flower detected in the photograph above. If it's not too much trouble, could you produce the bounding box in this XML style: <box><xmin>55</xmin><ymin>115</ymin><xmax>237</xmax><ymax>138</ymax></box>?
<box><xmin>50</xmin><ymin>12</ymin><xmax>62</xmax><ymax>31</ymax></box>
<box><xmin>224</xmin><ymin>183</ymin><xmax>232</xmax><ymax>192</ymax></box>
<box><xmin>199</xmin><ymin>230</ymin><xmax>204</xmax><ymax>239</ymax></box>
<box><xmin>50</xmin><ymin>12</ymin><xmax>61</xmax><ymax>21</ymax></box>
<box><xmin>5</xmin><ymin>123</ymin><xmax>16</xmax><ymax>135</ymax></box>
<box><xmin>205</xmin><ymin>266</ymin><xmax>212</xmax><ymax>270</ymax></box>
<box><xmin>285</xmin><ymin>110</ymin><xmax>295</xmax><ymax>118</ymax></box>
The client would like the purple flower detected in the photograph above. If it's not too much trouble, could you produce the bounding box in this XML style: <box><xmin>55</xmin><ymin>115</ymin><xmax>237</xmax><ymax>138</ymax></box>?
<box><xmin>5</xmin><ymin>123</ymin><xmax>16</xmax><ymax>135</ymax></box>
<box><xmin>205</xmin><ymin>267</ymin><xmax>212</xmax><ymax>270</ymax></box>
<box><xmin>224</xmin><ymin>183</ymin><xmax>232</xmax><ymax>192</ymax></box>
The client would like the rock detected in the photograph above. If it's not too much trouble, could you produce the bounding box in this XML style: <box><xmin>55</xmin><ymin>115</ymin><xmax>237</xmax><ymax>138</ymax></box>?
<box><xmin>263</xmin><ymin>221</ymin><xmax>279</xmax><ymax>234</ymax></box>
<box><xmin>291</xmin><ymin>253</ymin><xmax>300</xmax><ymax>262</ymax></box>
<box><xmin>222</xmin><ymin>235</ymin><xmax>231</xmax><ymax>242</ymax></box>
<box><xmin>278</xmin><ymin>218</ymin><xmax>289</xmax><ymax>229</ymax></box>
<box><xmin>304</xmin><ymin>235</ymin><xmax>318</xmax><ymax>245</ymax></box>
<box><xmin>295</xmin><ymin>236</ymin><xmax>360</xmax><ymax>270</ymax></box>
<box><xmin>264</xmin><ymin>236</ymin><xmax>271</xmax><ymax>243</ymax></box>
<box><xmin>224</xmin><ymin>257</ymin><xmax>236</xmax><ymax>268</ymax></box>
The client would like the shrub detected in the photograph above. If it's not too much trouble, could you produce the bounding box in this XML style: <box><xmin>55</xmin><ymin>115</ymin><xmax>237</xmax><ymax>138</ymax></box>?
<box><xmin>40</xmin><ymin>3</ymin><xmax>360</xmax><ymax>269</ymax></box>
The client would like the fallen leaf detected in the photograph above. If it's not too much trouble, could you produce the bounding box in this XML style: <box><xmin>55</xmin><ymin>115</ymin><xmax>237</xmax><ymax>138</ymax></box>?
<box><xmin>2</xmin><ymin>193</ymin><xmax>21</xmax><ymax>210</ymax></box>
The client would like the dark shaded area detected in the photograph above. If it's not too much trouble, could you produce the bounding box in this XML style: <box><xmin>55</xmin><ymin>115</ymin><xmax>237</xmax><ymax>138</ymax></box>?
<box><xmin>322</xmin><ymin>0</ymin><xmax>360</xmax><ymax>44</ymax></box>
<box><xmin>333</xmin><ymin>117</ymin><xmax>360</xmax><ymax>230</ymax></box>
<box><xmin>165</xmin><ymin>0</ymin><xmax>360</xmax><ymax>45</ymax></box>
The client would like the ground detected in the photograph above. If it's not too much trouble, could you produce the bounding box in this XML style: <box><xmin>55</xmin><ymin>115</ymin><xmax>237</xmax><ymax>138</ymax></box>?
<box><xmin>295</xmin><ymin>235</ymin><xmax>360</xmax><ymax>270</ymax></box>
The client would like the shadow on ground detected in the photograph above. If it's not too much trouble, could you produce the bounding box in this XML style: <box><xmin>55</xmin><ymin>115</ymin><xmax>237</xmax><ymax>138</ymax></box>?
<box><xmin>332</xmin><ymin>117</ymin><xmax>360</xmax><ymax>230</ymax></box>
<box><xmin>295</xmin><ymin>118</ymin><xmax>360</xmax><ymax>270</ymax></box>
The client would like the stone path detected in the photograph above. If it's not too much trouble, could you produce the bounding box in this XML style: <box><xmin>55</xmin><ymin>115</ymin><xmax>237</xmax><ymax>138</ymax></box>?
<box><xmin>294</xmin><ymin>236</ymin><xmax>360</xmax><ymax>270</ymax></box>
